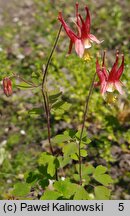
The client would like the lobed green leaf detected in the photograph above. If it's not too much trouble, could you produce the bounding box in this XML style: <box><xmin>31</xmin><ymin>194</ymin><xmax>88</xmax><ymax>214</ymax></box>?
<box><xmin>94</xmin><ymin>186</ymin><xmax>111</xmax><ymax>200</ymax></box>
<box><xmin>12</xmin><ymin>183</ymin><xmax>31</xmax><ymax>197</ymax></box>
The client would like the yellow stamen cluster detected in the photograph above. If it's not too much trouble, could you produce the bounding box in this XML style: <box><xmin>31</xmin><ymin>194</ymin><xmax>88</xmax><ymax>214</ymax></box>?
<box><xmin>82</xmin><ymin>50</ymin><xmax>92</xmax><ymax>61</ymax></box>
<box><xmin>105</xmin><ymin>92</ymin><xmax>117</xmax><ymax>104</ymax></box>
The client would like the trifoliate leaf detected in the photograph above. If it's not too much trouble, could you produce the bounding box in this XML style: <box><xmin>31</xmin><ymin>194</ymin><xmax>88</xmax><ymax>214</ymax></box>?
<box><xmin>12</xmin><ymin>183</ymin><xmax>31</xmax><ymax>197</ymax></box>
<box><xmin>40</xmin><ymin>190</ymin><xmax>61</xmax><ymax>200</ymax></box>
<box><xmin>94</xmin><ymin>186</ymin><xmax>111</xmax><ymax>200</ymax></box>
<box><xmin>94</xmin><ymin>174</ymin><xmax>113</xmax><ymax>186</ymax></box>
<box><xmin>63</xmin><ymin>142</ymin><xmax>77</xmax><ymax>157</ymax></box>
<box><xmin>76</xmin><ymin>129</ymin><xmax>87</xmax><ymax>139</ymax></box>
<box><xmin>73</xmin><ymin>186</ymin><xmax>89</xmax><ymax>200</ymax></box>
<box><xmin>53</xmin><ymin>134</ymin><xmax>71</xmax><ymax>144</ymax></box>
<box><xmin>54</xmin><ymin>179</ymin><xmax>77</xmax><ymax>199</ymax></box>
<box><xmin>94</xmin><ymin>165</ymin><xmax>107</xmax><ymax>175</ymax></box>
<box><xmin>80</xmin><ymin>149</ymin><xmax>87</xmax><ymax>157</ymax></box>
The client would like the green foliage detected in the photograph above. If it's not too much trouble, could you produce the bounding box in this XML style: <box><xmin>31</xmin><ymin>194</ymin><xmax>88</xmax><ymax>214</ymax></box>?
<box><xmin>17</xmin><ymin>82</ymin><xmax>33</xmax><ymax>89</ymax></box>
<box><xmin>84</xmin><ymin>165</ymin><xmax>95</xmax><ymax>175</ymax></box>
<box><xmin>75</xmin><ymin>164</ymin><xmax>94</xmax><ymax>186</ymax></box>
<box><xmin>26</xmin><ymin>171</ymin><xmax>40</xmax><ymax>184</ymax></box>
<box><xmin>94</xmin><ymin>165</ymin><xmax>107</xmax><ymax>175</ymax></box>
<box><xmin>38</xmin><ymin>152</ymin><xmax>59</xmax><ymax>177</ymax></box>
<box><xmin>49</xmin><ymin>91</ymin><xmax>62</xmax><ymax>102</ymax></box>
<box><xmin>41</xmin><ymin>190</ymin><xmax>61</xmax><ymax>200</ymax></box>
<box><xmin>93</xmin><ymin>166</ymin><xmax>113</xmax><ymax>186</ymax></box>
<box><xmin>47</xmin><ymin>89</ymin><xmax>71</xmax><ymax>119</ymax></box>
<box><xmin>25</xmin><ymin>165</ymin><xmax>54</xmax><ymax>190</ymax></box>
<box><xmin>7</xmin><ymin>133</ymin><xmax>21</xmax><ymax>148</ymax></box>
<box><xmin>53</xmin><ymin>179</ymin><xmax>77</xmax><ymax>199</ymax></box>
<box><xmin>54</xmin><ymin>179</ymin><xmax>85</xmax><ymax>200</ymax></box>
<box><xmin>41</xmin><ymin>179</ymin><xmax>89</xmax><ymax>200</ymax></box>
<box><xmin>94</xmin><ymin>186</ymin><xmax>111</xmax><ymax>200</ymax></box>
<box><xmin>0</xmin><ymin>0</ymin><xmax>129</xmax><ymax>200</ymax></box>
<box><xmin>28</xmin><ymin>107</ymin><xmax>43</xmax><ymax>117</ymax></box>
<box><xmin>75</xmin><ymin>129</ymin><xmax>87</xmax><ymax>140</ymax></box>
<box><xmin>12</xmin><ymin>183</ymin><xmax>31</xmax><ymax>197</ymax></box>
<box><xmin>63</xmin><ymin>143</ymin><xmax>77</xmax><ymax>157</ymax></box>
<box><xmin>53</xmin><ymin>134</ymin><xmax>71</xmax><ymax>144</ymax></box>
<box><xmin>73</xmin><ymin>186</ymin><xmax>89</xmax><ymax>200</ymax></box>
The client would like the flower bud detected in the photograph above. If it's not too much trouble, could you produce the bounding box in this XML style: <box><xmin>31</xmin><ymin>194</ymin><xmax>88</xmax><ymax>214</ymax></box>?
<box><xmin>3</xmin><ymin>77</ymin><xmax>12</xmax><ymax>97</ymax></box>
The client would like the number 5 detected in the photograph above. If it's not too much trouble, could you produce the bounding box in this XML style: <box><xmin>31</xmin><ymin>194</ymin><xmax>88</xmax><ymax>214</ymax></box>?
<box><xmin>118</xmin><ymin>203</ymin><xmax>124</xmax><ymax>211</ymax></box>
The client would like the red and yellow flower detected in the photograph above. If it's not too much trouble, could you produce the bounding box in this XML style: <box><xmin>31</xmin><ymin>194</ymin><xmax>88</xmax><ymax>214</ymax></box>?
<box><xmin>58</xmin><ymin>3</ymin><xmax>102</xmax><ymax>58</ymax></box>
<box><xmin>95</xmin><ymin>51</ymin><xmax>125</xmax><ymax>95</ymax></box>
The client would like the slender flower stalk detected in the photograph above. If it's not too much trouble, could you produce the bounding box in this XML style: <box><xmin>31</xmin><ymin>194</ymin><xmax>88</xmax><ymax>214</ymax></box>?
<box><xmin>12</xmin><ymin>73</ymin><xmax>38</xmax><ymax>88</ymax></box>
<box><xmin>41</xmin><ymin>24</ymin><xmax>62</xmax><ymax>156</ymax></box>
<box><xmin>78</xmin><ymin>72</ymin><xmax>96</xmax><ymax>185</ymax></box>
<box><xmin>42</xmin><ymin>89</ymin><xmax>54</xmax><ymax>154</ymax></box>
<box><xmin>42</xmin><ymin>24</ymin><xmax>62</xmax><ymax>87</ymax></box>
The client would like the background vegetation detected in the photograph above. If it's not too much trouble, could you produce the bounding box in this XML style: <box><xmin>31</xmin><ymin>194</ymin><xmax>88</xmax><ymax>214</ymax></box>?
<box><xmin>0</xmin><ymin>0</ymin><xmax>130</xmax><ymax>199</ymax></box>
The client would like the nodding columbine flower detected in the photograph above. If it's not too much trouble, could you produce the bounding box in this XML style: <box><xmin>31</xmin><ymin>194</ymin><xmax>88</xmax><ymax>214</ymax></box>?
<box><xmin>3</xmin><ymin>77</ymin><xmax>13</xmax><ymax>97</ymax></box>
<box><xmin>95</xmin><ymin>51</ymin><xmax>125</xmax><ymax>96</ymax></box>
<box><xmin>58</xmin><ymin>2</ymin><xmax>103</xmax><ymax>58</ymax></box>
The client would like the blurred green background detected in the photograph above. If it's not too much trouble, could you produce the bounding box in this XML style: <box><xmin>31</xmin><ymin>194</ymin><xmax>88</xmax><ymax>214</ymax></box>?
<box><xmin>0</xmin><ymin>0</ymin><xmax>130</xmax><ymax>199</ymax></box>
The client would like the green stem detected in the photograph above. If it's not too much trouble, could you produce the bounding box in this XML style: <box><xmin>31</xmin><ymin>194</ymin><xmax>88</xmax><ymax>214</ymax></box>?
<box><xmin>42</xmin><ymin>90</ymin><xmax>54</xmax><ymax>155</ymax></box>
<box><xmin>42</xmin><ymin>24</ymin><xmax>62</xmax><ymax>87</ymax></box>
<box><xmin>12</xmin><ymin>73</ymin><xmax>38</xmax><ymax>87</ymax></box>
<box><xmin>79</xmin><ymin>72</ymin><xmax>96</xmax><ymax>185</ymax></box>
<box><xmin>41</xmin><ymin>24</ymin><xmax>62</xmax><ymax>180</ymax></box>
